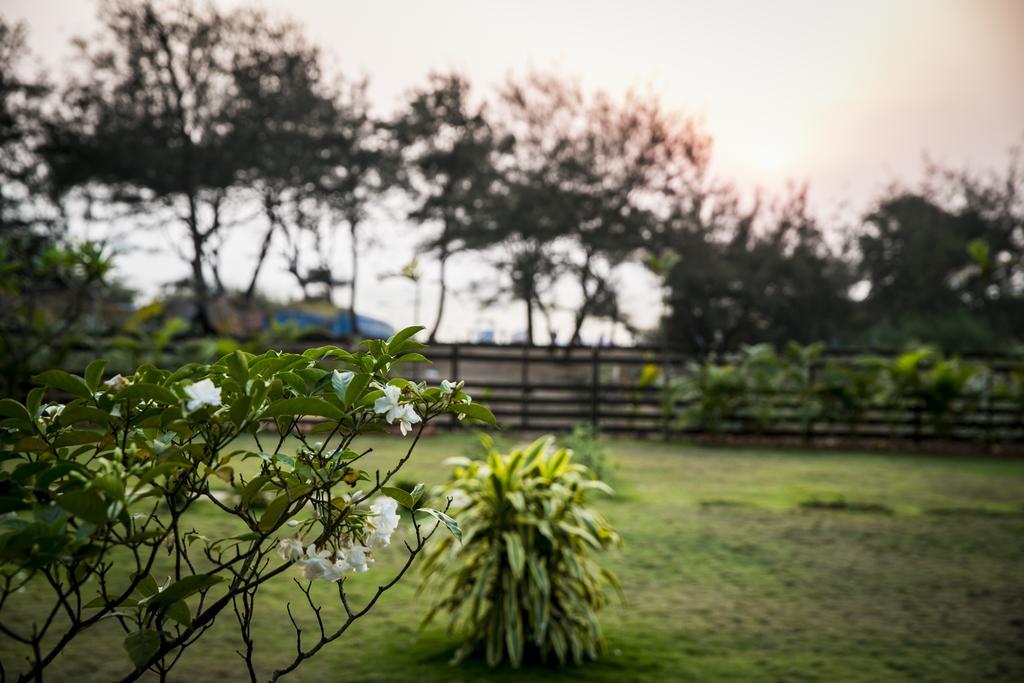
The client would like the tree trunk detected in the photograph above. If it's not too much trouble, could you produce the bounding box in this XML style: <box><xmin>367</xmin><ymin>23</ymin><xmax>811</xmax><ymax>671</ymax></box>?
<box><xmin>348</xmin><ymin>221</ymin><xmax>359</xmax><ymax>338</ymax></box>
<box><xmin>245</xmin><ymin>199</ymin><xmax>279</xmax><ymax>301</ymax></box>
<box><xmin>428</xmin><ymin>246</ymin><xmax>449</xmax><ymax>343</ymax></box>
<box><xmin>525</xmin><ymin>291</ymin><xmax>535</xmax><ymax>346</ymax></box>
<box><xmin>186</xmin><ymin>196</ymin><xmax>214</xmax><ymax>333</ymax></box>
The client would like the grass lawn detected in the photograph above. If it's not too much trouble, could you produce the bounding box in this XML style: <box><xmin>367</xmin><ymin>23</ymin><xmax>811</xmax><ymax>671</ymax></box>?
<box><xmin>3</xmin><ymin>434</ymin><xmax>1024</xmax><ymax>682</ymax></box>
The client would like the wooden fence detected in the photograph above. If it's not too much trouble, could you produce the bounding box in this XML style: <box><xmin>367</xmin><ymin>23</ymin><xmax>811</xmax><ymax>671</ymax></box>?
<box><xmin>353</xmin><ymin>342</ymin><xmax>1024</xmax><ymax>444</ymax></box>
<box><xmin>65</xmin><ymin>338</ymin><xmax>1024</xmax><ymax>444</ymax></box>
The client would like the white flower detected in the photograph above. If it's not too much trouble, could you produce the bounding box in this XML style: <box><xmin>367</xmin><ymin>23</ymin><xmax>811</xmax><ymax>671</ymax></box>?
<box><xmin>440</xmin><ymin>379</ymin><xmax>455</xmax><ymax>395</ymax></box>
<box><xmin>277</xmin><ymin>538</ymin><xmax>305</xmax><ymax>562</ymax></box>
<box><xmin>373</xmin><ymin>384</ymin><xmax>421</xmax><ymax>435</ymax></box>
<box><xmin>337</xmin><ymin>544</ymin><xmax>372</xmax><ymax>574</ymax></box>
<box><xmin>373</xmin><ymin>384</ymin><xmax>404</xmax><ymax>421</ymax></box>
<box><xmin>395</xmin><ymin>404</ymin><xmax>421</xmax><ymax>436</ymax></box>
<box><xmin>368</xmin><ymin>497</ymin><xmax>401</xmax><ymax>548</ymax></box>
<box><xmin>457</xmin><ymin>395</ymin><xmax>473</xmax><ymax>421</ymax></box>
<box><xmin>296</xmin><ymin>544</ymin><xmax>335</xmax><ymax>581</ymax></box>
<box><xmin>103</xmin><ymin>374</ymin><xmax>130</xmax><ymax>391</ymax></box>
<box><xmin>41</xmin><ymin>404</ymin><xmax>64</xmax><ymax>421</ymax></box>
<box><xmin>322</xmin><ymin>561</ymin><xmax>346</xmax><ymax>582</ymax></box>
<box><xmin>184</xmin><ymin>379</ymin><xmax>221</xmax><ymax>411</ymax></box>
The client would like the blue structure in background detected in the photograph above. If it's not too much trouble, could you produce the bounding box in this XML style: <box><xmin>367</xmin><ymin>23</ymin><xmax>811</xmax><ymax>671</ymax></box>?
<box><xmin>271</xmin><ymin>307</ymin><xmax>394</xmax><ymax>340</ymax></box>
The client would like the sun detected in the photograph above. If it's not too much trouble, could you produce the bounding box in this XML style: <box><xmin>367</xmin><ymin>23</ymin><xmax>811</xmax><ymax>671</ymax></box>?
<box><xmin>756</xmin><ymin>143</ymin><xmax>787</xmax><ymax>172</ymax></box>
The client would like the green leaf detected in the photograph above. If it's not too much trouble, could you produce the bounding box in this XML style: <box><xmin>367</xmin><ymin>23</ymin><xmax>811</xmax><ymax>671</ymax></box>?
<box><xmin>58</xmin><ymin>404</ymin><xmax>111</xmax><ymax>426</ymax></box>
<box><xmin>53</xmin><ymin>430</ymin><xmax>104</xmax><ymax>447</ymax></box>
<box><xmin>503</xmin><ymin>532</ymin><xmax>526</xmax><ymax>579</ymax></box>
<box><xmin>257</xmin><ymin>485</ymin><xmax>310</xmax><ymax>531</ymax></box>
<box><xmin>381</xmin><ymin>486</ymin><xmax>414</xmax><ymax>510</ymax></box>
<box><xmin>229</xmin><ymin>395</ymin><xmax>252</xmax><ymax>427</ymax></box>
<box><xmin>133</xmin><ymin>573</ymin><xmax>159</xmax><ymax>598</ymax></box>
<box><xmin>391</xmin><ymin>353</ymin><xmax>431</xmax><ymax>366</ymax></box>
<box><xmin>84</xmin><ymin>360</ymin><xmax>108</xmax><ymax>392</ymax></box>
<box><xmin>410</xmin><ymin>483</ymin><xmax>426</xmax><ymax>508</ymax></box>
<box><xmin>387</xmin><ymin>325</ymin><xmax>425</xmax><ymax>350</ymax></box>
<box><xmin>123</xmin><ymin>629</ymin><xmax>161</xmax><ymax>671</ymax></box>
<box><xmin>330</xmin><ymin>370</ymin><xmax>354</xmax><ymax>404</ymax></box>
<box><xmin>419</xmin><ymin>507</ymin><xmax>462</xmax><ymax>542</ymax></box>
<box><xmin>457</xmin><ymin>402</ymin><xmax>498</xmax><ymax>427</ymax></box>
<box><xmin>163</xmin><ymin>599</ymin><xmax>191</xmax><ymax>627</ymax></box>
<box><xmin>56</xmin><ymin>489</ymin><xmax>108</xmax><ymax>526</ymax></box>
<box><xmin>33</xmin><ymin>370</ymin><xmax>92</xmax><ymax>399</ymax></box>
<box><xmin>263</xmin><ymin>397</ymin><xmax>343</xmax><ymax>421</ymax></box>
<box><xmin>226</xmin><ymin>350</ymin><xmax>249</xmax><ymax>384</ymax></box>
<box><xmin>344</xmin><ymin>374</ymin><xmax>370</xmax><ymax>407</ymax></box>
<box><xmin>148</xmin><ymin>575</ymin><xmax>223</xmax><ymax>608</ymax></box>
<box><xmin>0</xmin><ymin>398</ymin><xmax>33</xmax><ymax>424</ymax></box>
<box><xmin>119</xmin><ymin>383</ymin><xmax>179</xmax><ymax>405</ymax></box>
<box><xmin>239</xmin><ymin>475</ymin><xmax>271</xmax><ymax>509</ymax></box>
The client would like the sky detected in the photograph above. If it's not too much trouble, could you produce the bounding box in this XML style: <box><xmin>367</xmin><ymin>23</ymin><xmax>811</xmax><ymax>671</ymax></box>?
<box><xmin>4</xmin><ymin>0</ymin><xmax>1024</xmax><ymax>342</ymax></box>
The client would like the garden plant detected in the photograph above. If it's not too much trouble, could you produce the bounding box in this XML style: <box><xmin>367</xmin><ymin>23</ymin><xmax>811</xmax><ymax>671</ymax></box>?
<box><xmin>421</xmin><ymin>436</ymin><xmax>621</xmax><ymax>668</ymax></box>
<box><xmin>0</xmin><ymin>326</ymin><xmax>493</xmax><ymax>682</ymax></box>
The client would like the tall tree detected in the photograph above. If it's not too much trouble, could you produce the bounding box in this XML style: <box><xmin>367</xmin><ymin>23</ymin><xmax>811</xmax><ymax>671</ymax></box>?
<box><xmin>854</xmin><ymin>154</ymin><xmax>1024</xmax><ymax>350</ymax></box>
<box><xmin>657</xmin><ymin>185</ymin><xmax>852</xmax><ymax>353</ymax></box>
<box><xmin>0</xmin><ymin>18</ymin><xmax>121</xmax><ymax>396</ymax></box>
<box><xmin>315</xmin><ymin>78</ymin><xmax>397</xmax><ymax>335</ymax></box>
<box><xmin>223</xmin><ymin>12</ymin><xmax>339</xmax><ymax>304</ymax></box>
<box><xmin>394</xmin><ymin>72</ymin><xmax>501</xmax><ymax>342</ymax></box>
<box><xmin>491</xmin><ymin>74</ymin><xmax>712</xmax><ymax>344</ymax></box>
<box><xmin>44</xmin><ymin>0</ymin><xmax>303</xmax><ymax>331</ymax></box>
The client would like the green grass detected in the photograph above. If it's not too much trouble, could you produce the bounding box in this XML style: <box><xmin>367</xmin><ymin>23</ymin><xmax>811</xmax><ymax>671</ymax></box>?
<box><xmin>3</xmin><ymin>434</ymin><xmax>1024</xmax><ymax>682</ymax></box>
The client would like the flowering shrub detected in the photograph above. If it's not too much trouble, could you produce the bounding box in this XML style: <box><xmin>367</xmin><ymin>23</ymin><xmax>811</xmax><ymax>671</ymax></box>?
<box><xmin>0</xmin><ymin>326</ymin><xmax>491</xmax><ymax>682</ymax></box>
<box><xmin>421</xmin><ymin>436</ymin><xmax>621</xmax><ymax>668</ymax></box>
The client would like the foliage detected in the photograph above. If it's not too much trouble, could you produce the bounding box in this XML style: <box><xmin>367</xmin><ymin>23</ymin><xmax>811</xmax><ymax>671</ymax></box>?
<box><xmin>556</xmin><ymin>423</ymin><xmax>614</xmax><ymax>483</ymax></box>
<box><xmin>668</xmin><ymin>342</ymin><xmax>1011</xmax><ymax>441</ymax></box>
<box><xmin>0</xmin><ymin>236</ymin><xmax>119</xmax><ymax>397</ymax></box>
<box><xmin>880</xmin><ymin>348</ymin><xmax>984</xmax><ymax>433</ymax></box>
<box><xmin>421</xmin><ymin>436</ymin><xmax>621</xmax><ymax>668</ymax></box>
<box><xmin>394</xmin><ymin>72</ymin><xmax>502</xmax><ymax>342</ymax></box>
<box><xmin>0</xmin><ymin>325</ymin><xmax>495</xmax><ymax>682</ymax></box>
<box><xmin>675</xmin><ymin>360</ymin><xmax>746</xmax><ymax>433</ymax></box>
<box><xmin>659</xmin><ymin>188</ymin><xmax>854</xmax><ymax>354</ymax></box>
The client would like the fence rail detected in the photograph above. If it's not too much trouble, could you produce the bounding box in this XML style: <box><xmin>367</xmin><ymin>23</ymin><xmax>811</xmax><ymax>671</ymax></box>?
<box><xmin>64</xmin><ymin>338</ymin><xmax>1024</xmax><ymax>444</ymax></box>
<box><xmin>360</xmin><ymin>342</ymin><xmax>1024</xmax><ymax>444</ymax></box>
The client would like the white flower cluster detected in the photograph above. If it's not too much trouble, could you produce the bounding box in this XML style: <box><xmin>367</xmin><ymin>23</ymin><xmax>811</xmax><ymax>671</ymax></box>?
<box><xmin>440</xmin><ymin>378</ymin><xmax>473</xmax><ymax>420</ymax></box>
<box><xmin>373</xmin><ymin>385</ymin><xmax>421</xmax><ymax>435</ymax></box>
<box><xmin>276</xmin><ymin>496</ymin><xmax>402</xmax><ymax>583</ymax></box>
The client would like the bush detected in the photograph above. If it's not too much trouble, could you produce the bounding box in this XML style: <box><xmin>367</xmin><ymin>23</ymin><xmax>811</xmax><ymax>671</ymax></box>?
<box><xmin>557</xmin><ymin>422</ymin><xmax>613</xmax><ymax>482</ymax></box>
<box><xmin>421</xmin><ymin>436</ymin><xmax>621</xmax><ymax>668</ymax></box>
<box><xmin>0</xmin><ymin>326</ymin><xmax>492</xmax><ymax>681</ymax></box>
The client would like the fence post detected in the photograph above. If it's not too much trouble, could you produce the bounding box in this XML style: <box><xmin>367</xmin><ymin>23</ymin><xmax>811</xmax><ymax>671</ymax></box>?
<box><xmin>804</xmin><ymin>360</ymin><xmax>817</xmax><ymax>443</ymax></box>
<box><xmin>590</xmin><ymin>347</ymin><xmax>600</xmax><ymax>430</ymax></box>
<box><xmin>662</xmin><ymin>347</ymin><xmax>673</xmax><ymax>441</ymax></box>
<box><xmin>449</xmin><ymin>343</ymin><xmax>460</xmax><ymax>430</ymax></box>
<box><xmin>520</xmin><ymin>345</ymin><xmax>530</xmax><ymax>431</ymax></box>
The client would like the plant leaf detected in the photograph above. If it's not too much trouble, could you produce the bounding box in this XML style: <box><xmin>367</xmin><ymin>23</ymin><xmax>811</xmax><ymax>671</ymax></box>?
<box><xmin>419</xmin><ymin>507</ymin><xmax>462</xmax><ymax>542</ymax></box>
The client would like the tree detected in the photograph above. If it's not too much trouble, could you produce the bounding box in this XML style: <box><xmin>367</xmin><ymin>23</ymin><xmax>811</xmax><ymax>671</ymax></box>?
<box><xmin>658</xmin><ymin>186</ymin><xmax>852</xmax><ymax>353</ymax></box>
<box><xmin>44</xmin><ymin>1</ymin><xmax>303</xmax><ymax>331</ymax></box>
<box><xmin>0</xmin><ymin>17</ymin><xmax>124</xmax><ymax>397</ymax></box>
<box><xmin>394</xmin><ymin>72</ymin><xmax>502</xmax><ymax>342</ymax></box>
<box><xmin>315</xmin><ymin>78</ymin><xmax>397</xmax><ymax>336</ymax></box>
<box><xmin>492</xmin><ymin>74</ymin><xmax>712</xmax><ymax>345</ymax></box>
<box><xmin>854</xmin><ymin>153</ymin><xmax>1024</xmax><ymax>350</ymax></box>
<box><xmin>223</xmin><ymin>12</ymin><xmax>340</xmax><ymax>304</ymax></box>
<box><xmin>0</xmin><ymin>18</ymin><xmax>53</xmax><ymax>232</ymax></box>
